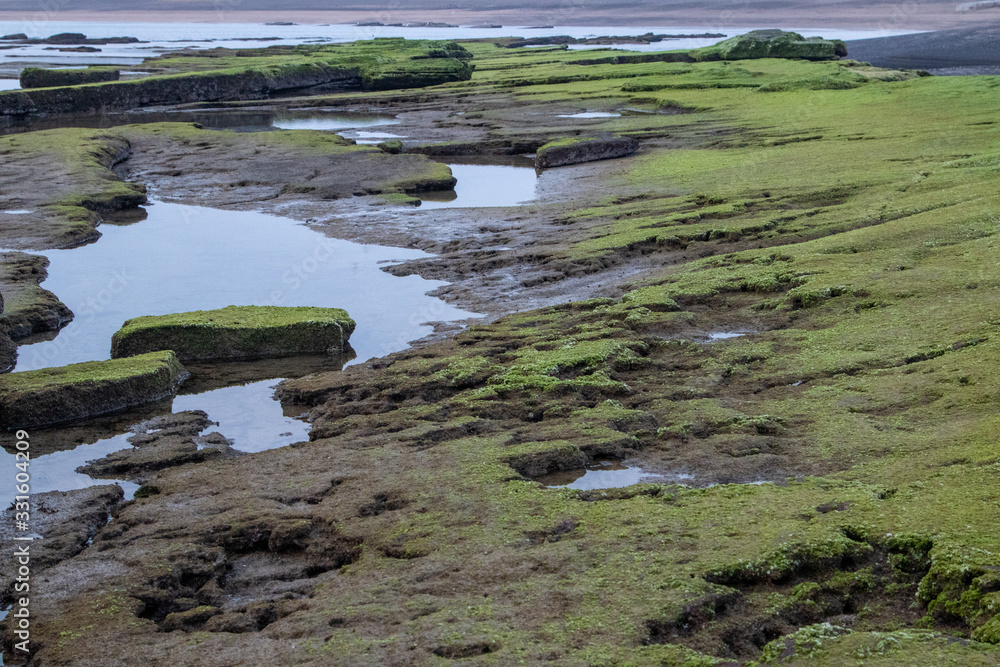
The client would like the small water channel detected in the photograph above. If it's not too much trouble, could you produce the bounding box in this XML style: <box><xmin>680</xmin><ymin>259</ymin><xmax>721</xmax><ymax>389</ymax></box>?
<box><xmin>1</xmin><ymin>200</ymin><xmax>479</xmax><ymax>503</ymax></box>
<box><xmin>1</xmin><ymin>108</ymin><xmax>399</xmax><ymax>136</ymax></box>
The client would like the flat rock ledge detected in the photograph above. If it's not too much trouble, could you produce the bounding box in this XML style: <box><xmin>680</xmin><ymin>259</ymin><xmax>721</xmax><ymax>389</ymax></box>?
<box><xmin>0</xmin><ymin>485</ymin><xmax>123</xmax><ymax>604</ymax></box>
<box><xmin>0</xmin><ymin>350</ymin><xmax>188</xmax><ymax>428</ymax></box>
<box><xmin>79</xmin><ymin>410</ymin><xmax>242</xmax><ymax>479</ymax></box>
<box><xmin>110</xmin><ymin>305</ymin><xmax>356</xmax><ymax>363</ymax></box>
<box><xmin>535</xmin><ymin>136</ymin><xmax>639</xmax><ymax>168</ymax></box>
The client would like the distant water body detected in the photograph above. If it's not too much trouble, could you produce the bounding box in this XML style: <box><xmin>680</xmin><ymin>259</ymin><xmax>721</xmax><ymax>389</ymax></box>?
<box><xmin>0</xmin><ymin>21</ymin><xmax>921</xmax><ymax>69</ymax></box>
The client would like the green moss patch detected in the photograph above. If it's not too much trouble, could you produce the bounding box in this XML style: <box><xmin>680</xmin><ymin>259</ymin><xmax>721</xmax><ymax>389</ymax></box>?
<box><xmin>110</xmin><ymin>305</ymin><xmax>356</xmax><ymax>362</ymax></box>
<box><xmin>535</xmin><ymin>135</ymin><xmax>638</xmax><ymax>168</ymax></box>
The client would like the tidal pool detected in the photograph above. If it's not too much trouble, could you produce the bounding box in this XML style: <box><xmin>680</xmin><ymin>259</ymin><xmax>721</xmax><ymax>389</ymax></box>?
<box><xmin>0</xmin><ymin>378</ymin><xmax>308</xmax><ymax>502</ymax></box>
<box><xmin>538</xmin><ymin>460</ymin><xmax>668</xmax><ymax>490</ymax></box>
<box><xmin>2</xmin><ymin>200</ymin><xmax>479</xmax><ymax>503</ymax></box>
<box><xmin>15</xmin><ymin>200</ymin><xmax>477</xmax><ymax>370</ymax></box>
<box><xmin>707</xmin><ymin>331</ymin><xmax>749</xmax><ymax>341</ymax></box>
<box><xmin>172</xmin><ymin>379</ymin><xmax>311</xmax><ymax>454</ymax></box>
<box><xmin>3</xmin><ymin>428</ymin><xmax>142</xmax><ymax>500</ymax></box>
<box><xmin>418</xmin><ymin>160</ymin><xmax>541</xmax><ymax>209</ymax></box>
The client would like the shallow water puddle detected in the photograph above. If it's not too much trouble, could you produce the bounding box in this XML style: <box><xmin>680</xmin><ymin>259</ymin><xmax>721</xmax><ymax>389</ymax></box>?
<box><xmin>556</xmin><ymin>111</ymin><xmax>621</xmax><ymax>118</ymax></box>
<box><xmin>173</xmin><ymin>379</ymin><xmax>310</xmax><ymax>454</ymax></box>
<box><xmin>538</xmin><ymin>460</ymin><xmax>667</xmax><ymax>490</ymax></box>
<box><xmin>2</xmin><ymin>429</ymin><xmax>142</xmax><ymax>501</ymax></box>
<box><xmin>0</xmin><ymin>376</ymin><xmax>315</xmax><ymax>503</ymax></box>
<box><xmin>270</xmin><ymin>112</ymin><xmax>398</xmax><ymax>132</ymax></box>
<box><xmin>707</xmin><ymin>331</ymin><xmax>749</xmax><ymax>341</ymax></box>
<box><xmin>345</xmin><ymin>129</ymin><xmax>407</xmax><ymax>144</ymax></box>
<box><xmin>15</xmin><ymin>200</ymin><xmax>477</xmax><ymax>370</ymax></box>
<box><xmin>418</xmin><ymin>161</ymin><xmax>540</xmax><ymax>209</ymax></box>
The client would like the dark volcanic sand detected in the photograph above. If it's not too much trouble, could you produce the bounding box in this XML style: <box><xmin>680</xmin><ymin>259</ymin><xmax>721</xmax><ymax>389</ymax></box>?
<box><xmin>847</xmin><ymin>25</ymin><xmax>1000</xmax><ymax>74</ymax></box>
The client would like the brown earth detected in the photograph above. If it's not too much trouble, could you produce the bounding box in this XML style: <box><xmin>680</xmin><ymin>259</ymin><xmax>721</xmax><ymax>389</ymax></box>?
<box><xmin>0</xmin><ymin>252</ymin><xmax>73</xmax><ymax>370</ymax></box>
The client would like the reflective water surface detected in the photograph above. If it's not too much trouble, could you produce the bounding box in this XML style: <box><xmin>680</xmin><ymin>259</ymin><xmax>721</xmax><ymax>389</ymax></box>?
<box><xmin>418</xmin><ymin>160</ymin><xmax>541</xmax><ymax>209</ymax></box>
<box><xmin>2</xmin><ymin>200</ymin><xmax>479</xmax><ymax>503</ymax></box>
<box><xmin>537</xmin><ymin>460</ymin><xmax>668</xmax><ymax>490</ymax></box>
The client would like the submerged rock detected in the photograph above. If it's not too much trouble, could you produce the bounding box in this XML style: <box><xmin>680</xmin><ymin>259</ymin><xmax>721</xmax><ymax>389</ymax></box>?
<box><xmin>0</xmin><ymin>351</ymin><xmax>188</xmax><ymax>428</ymax></box>
<box><xmin>535</xmin><ymin>135</ymin><xmax>639</xmax><ymax>168</ymax></box>
<box><xmin>110</xmin><ymin>305</ymin><xmax>356</xmax><ymax>363</ymax></box>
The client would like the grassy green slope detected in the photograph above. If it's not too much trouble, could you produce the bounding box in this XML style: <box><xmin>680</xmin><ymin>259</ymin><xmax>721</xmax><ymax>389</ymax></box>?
<box><xmin>272</xmin><ymin>47</ymin><xmax>1000</xmax><ymax>664</ymax></box>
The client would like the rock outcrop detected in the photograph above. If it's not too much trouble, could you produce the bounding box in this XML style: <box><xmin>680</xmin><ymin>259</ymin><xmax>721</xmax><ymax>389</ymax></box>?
<box><xmin>79</xmin><ymin>410</ymin><xmax>241</xmax><ymax>479</ymax></box>
<box><xmin>0</xmin><ymin>39</ymin><xmax>473</xmax><ymax>119</ymax></box>
<box><xmin>0</xmin><ymin>351</ymin><xmax>188</xmax><ymax>428</ymax></box>
<box><xmin>535</xmin><ymin>135</ymin><xmax>639</xmax><ymax>168</ymax></box>
<box><xmin>111</xmin><ymin>305</ymin><xmax>356</xmax><ymax>362</ymax></box>
<box><xmin>0</xmin><ymin>485</ymin><xmax>124</xmax><ymax>605</ymax></box>
<box><xmin>693</xmin><ymin>30</ymin><xmax>847</xmax><ymax>62</ymax></box>
<box><xmin>0</xmin><ymin>252</ymin><xmax>74</xmax><ymax>371</ymax></box>
<box><xmin>20</xmin><ymin>67</ymin><xmax>120</xmax><ymax>89</ymax></box>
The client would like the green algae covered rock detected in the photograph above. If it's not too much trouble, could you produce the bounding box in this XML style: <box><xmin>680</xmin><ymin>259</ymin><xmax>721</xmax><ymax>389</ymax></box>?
<box><xmin>972</xmin><ymin>614</ymin><xmax>1000</xmax><ymax>644</ymax></box>
<box><xmin>110</xmin><ymin>305</ymin><xmax>356</xmax><ymax>362</ymax></box>
<box><xmin>536</xmin><ymin>135</ymin><xmax>639</xmax><ymax>168</ymax></box>
<box><xmin>693</xmin><ymin>30</ymin><xmax>847</xmax><ymax>62</ymax></box>
<box><xmin>0</xmin><ymin>351</ymin><xmax>187</xmax><ymax>428</ymax></box>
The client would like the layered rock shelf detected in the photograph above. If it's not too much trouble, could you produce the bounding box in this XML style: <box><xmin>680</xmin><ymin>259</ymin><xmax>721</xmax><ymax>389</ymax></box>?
<box><xmin>110</xmin><ymin>305</ymin><xmax>356</xmax><ymax>362</ymax></box>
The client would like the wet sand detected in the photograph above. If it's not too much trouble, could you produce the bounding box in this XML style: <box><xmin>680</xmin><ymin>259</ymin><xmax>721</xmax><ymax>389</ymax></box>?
<box><xmin>847</xmin><ymin>25</ymin><xmax>1000</xmax><ymax>72</ymax></box>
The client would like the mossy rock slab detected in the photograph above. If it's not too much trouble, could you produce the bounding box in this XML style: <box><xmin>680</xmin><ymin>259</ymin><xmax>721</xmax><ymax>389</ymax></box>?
<box><xmin>536</xmin><ymin>136</ymin><xmax>639</xmax><ymax>168</ymax></box>
<box><xmin>0</xmin><ymin>351</ymin><xmax>188</xmax><ymax>428</ymax></box>
<box><xmin>20</xmin><ymin>67</ymin><xmax>119</xmax><ymax>89</ymax></box>
<box><xmin>110</xmin><ymin>306</ymin><xmax>356</xmax><ymax>363</ymax></box>
<box><xmin>693</xmin><ymin>30</ymin><xmax>847</xmax><ymax>62</ymax></box>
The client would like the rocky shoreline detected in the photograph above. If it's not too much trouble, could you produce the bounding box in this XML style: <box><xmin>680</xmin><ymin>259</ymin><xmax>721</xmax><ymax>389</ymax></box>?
<box><xmin>2</xmin><ymin>32</ymin><xmax>1000</xmax><ymax>665</ymax></box>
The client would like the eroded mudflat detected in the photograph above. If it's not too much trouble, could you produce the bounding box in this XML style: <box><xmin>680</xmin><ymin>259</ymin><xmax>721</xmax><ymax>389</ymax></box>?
<box><xmin>2</xmin><ymin>35</ymin><xmax>1000</xmax><ymax>666</ymax></box>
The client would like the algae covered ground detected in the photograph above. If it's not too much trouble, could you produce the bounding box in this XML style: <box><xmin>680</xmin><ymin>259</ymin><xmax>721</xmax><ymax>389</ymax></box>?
<box><xmin>3</xmin><ymin>36</ymin><xmax>1000</xmax><ymax>666</ymax></box>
